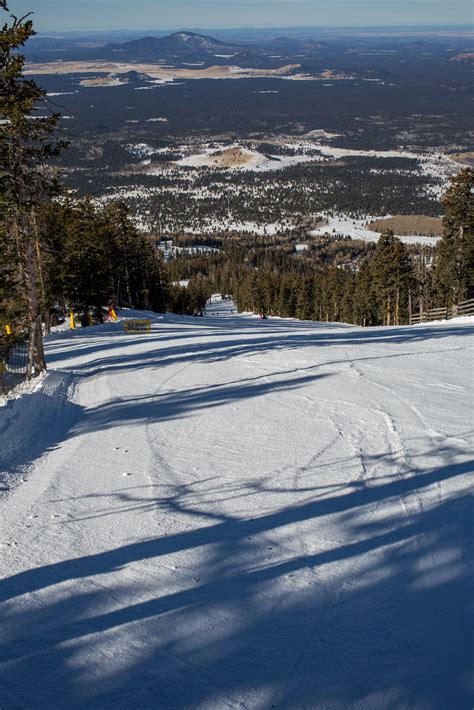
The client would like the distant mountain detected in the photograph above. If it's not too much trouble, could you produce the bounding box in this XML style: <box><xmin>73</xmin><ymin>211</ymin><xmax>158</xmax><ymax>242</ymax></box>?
<box><xmin>96</xmin><ymin>32</ymin><xmax>236</xmax><ymax>62</ymax></box>
<box><xmin>25</xmin><ymin>30</ymin><xmax>325</xmax><ymax>69</ymax></box>
<box><xmin>168</xmin><ymin>31</ymin><xmax>226</xmax><ymax>50</ymax></box>
<box><xmin>230</xmin><ymin>51</ymin><xmax>277</xmax><ymax>69</ymax></box>
<box><xmin>28</xmin><ymin>36</ymin><xmax>69</xmax><ymax>50</ymax></box>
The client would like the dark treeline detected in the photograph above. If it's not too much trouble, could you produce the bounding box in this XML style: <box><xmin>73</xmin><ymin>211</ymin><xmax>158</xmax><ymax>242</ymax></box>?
<box><xmin>36</xmin><ymin>199</ymin><xmax>167</xmax><ymax>314</ymax></box>
<box><xmin>3</xmin><ymin>194</ymin><xmax>213</xmax><ymax>324</ymax></box>
<box><xmin>233</xmin><ymin>234</ymin><xmax>419</xmax><ymax>326</ymax></box>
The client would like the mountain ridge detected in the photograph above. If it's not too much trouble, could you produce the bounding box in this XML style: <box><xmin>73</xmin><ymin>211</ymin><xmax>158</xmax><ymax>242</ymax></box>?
<box><xmin>95</xmin><ymin>30</ymin><xmax>241</xmax><ymax>62</ymax></box>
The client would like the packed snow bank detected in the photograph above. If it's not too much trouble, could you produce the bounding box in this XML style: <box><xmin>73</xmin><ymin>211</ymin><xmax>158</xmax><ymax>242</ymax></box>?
<box><xmin>0</xmin><ymin>370</ymin><xmax>46</xmax><ymax>409</ymax></box>
<box><xmin>0</xmin><ymin>370</ymin><xmax>77</xmax><ymax>492</ymax></box>
<box><xmin>0</xmin><ymin>312</ymin><xmax>472</xmax><ymax>709</ymax></box>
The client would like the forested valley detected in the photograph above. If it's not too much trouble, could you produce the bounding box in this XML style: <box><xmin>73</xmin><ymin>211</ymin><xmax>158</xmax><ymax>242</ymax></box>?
<box><xmin>165</xmin><ymin>169</ymin><xmax>473</xmax><ymax>327</ymax></box>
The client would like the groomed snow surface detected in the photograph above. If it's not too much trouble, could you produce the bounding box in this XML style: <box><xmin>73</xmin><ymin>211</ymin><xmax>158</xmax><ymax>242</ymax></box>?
<box><xmin>0</xmin><ymin>299</ymin><xmax>473</xmax><ymax>709</ymax></box>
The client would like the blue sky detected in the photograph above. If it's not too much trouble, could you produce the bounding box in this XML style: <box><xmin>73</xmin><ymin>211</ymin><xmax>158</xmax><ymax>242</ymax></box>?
<box><xmin>7</xmin><ymin>0</ymin><xmax>474</xmax><ymax>32</ymax></box>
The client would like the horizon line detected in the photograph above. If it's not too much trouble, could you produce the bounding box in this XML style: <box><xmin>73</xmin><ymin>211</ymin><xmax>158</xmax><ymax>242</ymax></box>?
<box><xmin>35</xmin><ymin>23</ymin><xmax>474</xmax><ymax>34</ymax></box>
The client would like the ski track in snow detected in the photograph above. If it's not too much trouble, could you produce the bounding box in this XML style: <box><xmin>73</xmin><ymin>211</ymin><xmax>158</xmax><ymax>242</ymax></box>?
<box><xmin>0</xmin><ymin>301</ymin><xmax>473</xmax><ymax>709</ymax></box>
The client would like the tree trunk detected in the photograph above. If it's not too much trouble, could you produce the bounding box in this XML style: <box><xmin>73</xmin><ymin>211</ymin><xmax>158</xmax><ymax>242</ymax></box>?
<box><xmin>455</xmin><ymin>224</ymin><xmax>465</xmax><ymax>303</ymax></box>
<box><xmin>33</xmin><ymin>213</ymin><xmax>49</xmax><ymax>333</ymax></box>
<box><xmin>124</xmin><ymin>266</ymin><xmax>133</xmax><ymax>307</ymax></box>
<box><xmin>33</xmin><ymin>313</ymin><xmax>46</xmax><ymax>375</ymax></box>
<box><xmin>21</xmin><ymin>216</ymin><xmax>46</xmax><ymax>376</ymax></box>
<box><xmin>27</xmin><ymin>319</ymin><xmax>36</xmax><ymax>379</ymax></box>
<box><xmin>24</xmin><ymin>234</ymin><xmax>46</xmax><ymax>377</ymax></box>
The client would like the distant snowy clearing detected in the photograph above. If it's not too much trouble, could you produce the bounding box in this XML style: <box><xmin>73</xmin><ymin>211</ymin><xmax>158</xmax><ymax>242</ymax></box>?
<box><xmin>311</xmin><ymin>214</ymin><xmax>442</xmax><ymax>246</ymax></box>
<box><xmin>174</xmin><ymin>145</ymin><xmax>316</xmax><ymax>172</ymax></box>
<box><xmin>1</xmin><ymin>304</ymin><xmax>472</xmax><ymax>708</ymax></box>
<box><xmin>182</xmin><ymin>219</ymin><xmax>290</xmax><ymax>236</ymax></box>
<box><xmin>169</xmin><ymin>137</ymin><xmax>464</xmax><ymax>194</ymax></box>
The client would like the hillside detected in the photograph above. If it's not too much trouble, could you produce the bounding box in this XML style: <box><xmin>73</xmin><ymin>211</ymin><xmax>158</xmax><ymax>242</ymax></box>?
<box><xmin>0</xmin><ymin>303</ymin><xmax>472</xmax><ymax>708</ymax></box>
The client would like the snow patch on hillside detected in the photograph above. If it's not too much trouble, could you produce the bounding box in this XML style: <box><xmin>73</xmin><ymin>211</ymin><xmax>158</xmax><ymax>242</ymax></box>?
<box><xmin>174</xmin><ymin>144</ymin><xmax>316</xmax><ymax>172</ymax></box>
<box><xmin>310</xmin><ymin>214</ymin><xmax>441</xmax><ymax>246</ymax></box>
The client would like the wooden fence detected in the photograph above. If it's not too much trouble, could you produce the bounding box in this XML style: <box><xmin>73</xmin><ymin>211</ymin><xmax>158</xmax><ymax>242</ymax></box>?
<box><xmin>410</xmin><ymin>298</ymin><xmax>474</xmax><ymax>325</ymax></box>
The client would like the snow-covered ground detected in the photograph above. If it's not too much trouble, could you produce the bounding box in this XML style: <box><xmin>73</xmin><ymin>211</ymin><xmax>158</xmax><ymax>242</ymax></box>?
<box><xmin>202</xmin><ymin>220</ymin><xmax>289</xmax><ymax>236</ymax></box>
<box><xmin>1</xmin><ymin>304</ymin><xmax>473</xmax><ymax>709</ymax></box>
<box><xmin>310</xmin><ymin>214</ymin><xmax>442</xmax><ymax>246</ymax></box>
<box><xmin>167</xmin><ymin>136</ymin><xmax>463</xmax><ymax>196</ymax></box>
<box><xmin>174</xmin><ymin>145</ymin><xmax>316</xmax><ymax>172</ymax></box>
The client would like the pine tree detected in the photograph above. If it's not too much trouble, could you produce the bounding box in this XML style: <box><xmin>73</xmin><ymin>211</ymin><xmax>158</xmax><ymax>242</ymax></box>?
<box><xmin>434</xmin><ymin>168</ymin><xmax>474</xmax><ymax>306</ymax></box>
<box><xmin>37</xmin><ymin>198</ymin><xmax>170</xmax><ymax>314</ymax></box>
<box><xmin>1</xmin><ymin>1</ymin><xmax>66</xmax><ymax>374</ymax></box>
<box><xmin>62</xmin><ymin>198</ymin><xmax>114</xmax><ymax>309</ymax></box>
<box><xmin>353</xmin><ymin>261</ymin><xmax>377</xmax><ymax>326</ymax></box>
<box><xmin>296</xmin><ymin>276</ymin><xmax>314</xmax><ymax>321</ymax></box>
<box><xmin>371</xmin><ymin>232</ymin><xmax>413</xmax><ymax>325</ymax></box>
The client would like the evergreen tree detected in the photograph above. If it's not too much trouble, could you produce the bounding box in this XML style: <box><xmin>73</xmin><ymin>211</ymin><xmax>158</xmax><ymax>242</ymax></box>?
<box><xmin>371</xmin><ymin>232</ymin><xmax>413</xmax><ymax>325</ymax></box>
<box><xmin>434</xmin><ymin>168</ymin><xmax>474</xmax><ymax>306</ymax></box>
<box><xmin>1</xmin><ymin>1</ymin><xmax>66</xmax><ymax>374</ymax></box>
<box><xmin>296</xmin><ymin>276</ymin><xmax>314</xmax><ymax>321</ymax></box>
<box><xmin>36</xmin><ymin>198</ymin><xmax>169</xmax><ymax>313</ymax></box>
<box><xmin>353</xmin><ymin>261</ymin><xmax>377</xmax><ymax>326</ymax></box>
<box><xmin>62</xmin><ymin>198</ymin><xmax>114</xmax><ymax>309</ymax></box>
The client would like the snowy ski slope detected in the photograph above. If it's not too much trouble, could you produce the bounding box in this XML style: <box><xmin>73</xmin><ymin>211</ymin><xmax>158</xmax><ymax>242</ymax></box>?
<box><xmin>0</xmin><ymin>302</ymin><xmax>473</xmax><ymax>709</ymax></box>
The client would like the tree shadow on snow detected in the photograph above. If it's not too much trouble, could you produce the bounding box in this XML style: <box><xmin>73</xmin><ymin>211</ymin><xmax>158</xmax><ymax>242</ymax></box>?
<box><xmin>0</xmin><ymin>448</ymin><xmax>472</xmax><ymax>709</ymax></box>
<box><xmin>1</xmin><ymin>317</ymin><xmax>472</xmax><ymax>707</ymax></box>
<box><xmin>43</xmin><ymin>317</ymin><xmax>474</xmax><ymax>375</ymax></box>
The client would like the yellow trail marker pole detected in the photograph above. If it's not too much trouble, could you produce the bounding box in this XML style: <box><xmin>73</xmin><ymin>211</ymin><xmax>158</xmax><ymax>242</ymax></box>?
<box><xmin>4</xmin><ymin>324</ymin><xmax>12</xmax><ymax>336</ymax></box>
<box><xmin>69</xmin><ymin>311</ymin><xmax>76</xmax><ymax>330</ymax></box>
